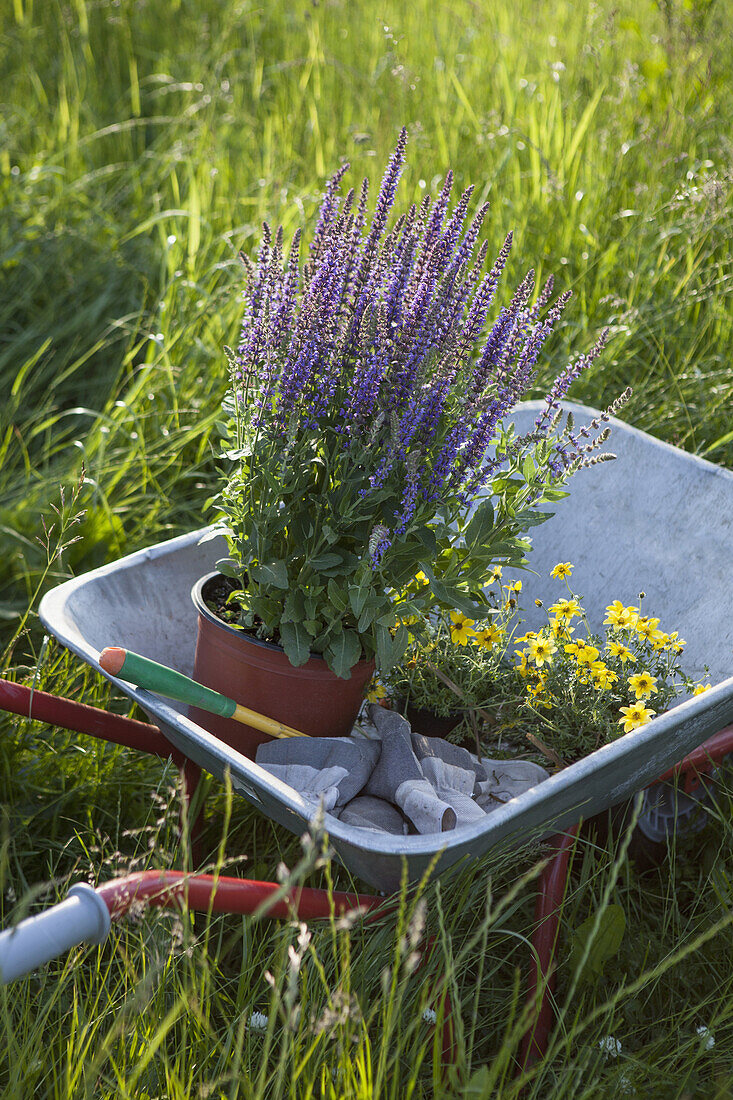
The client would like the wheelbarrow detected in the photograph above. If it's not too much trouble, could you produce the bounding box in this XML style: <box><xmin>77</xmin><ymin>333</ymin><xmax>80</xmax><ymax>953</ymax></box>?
<box><xmin>2</xmin><ymin>400</ymin><xmax>733</xmax><ymax>1070</ymax></box>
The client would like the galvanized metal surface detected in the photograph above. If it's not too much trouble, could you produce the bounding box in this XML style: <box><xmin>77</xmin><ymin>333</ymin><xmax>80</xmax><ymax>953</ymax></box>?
<box><xmin>39</xmin><ymin>403</ymin><xmax>733</xmax><ymax>892</ymax></box>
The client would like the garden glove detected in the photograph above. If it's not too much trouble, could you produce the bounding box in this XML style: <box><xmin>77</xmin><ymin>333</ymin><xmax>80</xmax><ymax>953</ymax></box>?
<box><xmin>364</xmin><ymin>704</ymin><xmax>457</xmax><ymax>833</ymax></box>
<box><xmin>411</xmin><ymin>733</ymin><xmax>487</xmax><ymax>826</ymax></box>
<box><xmin>255</xmin><ymin>736</ymin><xmax>381</xmax><ymax>812</ymax></box>
<box><xmin>337</xmin><ymin>795</ymin><xmax>409</xmax><ymax>835</ymax></box>
<box><xmin>473</xmin><ymin>758</ymin><xmax>550</xmax><ymax>812</ymax></box>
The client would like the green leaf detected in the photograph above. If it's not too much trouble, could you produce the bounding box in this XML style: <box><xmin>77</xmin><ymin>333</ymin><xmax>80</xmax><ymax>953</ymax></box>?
<box><xmin>374</xmin><ymin>622</ymin><xmax>408</xmax><ymax>672</ymax></box>
<box><xmin>327</xmin><ymin>579</ymin><xmax>349</xmax><ymax>612</ymax></box>
<box><xmin>419</xmin><ymin>565</ymin><xmax>451</xmax><ymax>605</ymax></box>
<box><xmin>415</xmin><ymin>525</ymin><xmax>438</xmax><ymax>556</ymax></box>
<box><xmin>325</xmin><ymin>629</ymin><xmax>362</xmax><ymax>679</ymax></box>
<box><xmin>215</xmin><ymin>558</ymin><xmax>241</xmax><ymax>580</ymax></box>
<box><xmin>279</xmin><ymin>621</ymin><xmax>312</xmax><ymax>667</ymax></box>
<box><xmin>220</xmin><ymin>447</ymin><xmax>253</xmax><ymax>461</ymax></box>
<box><xmin>464</xmin><ymin>499</ymin><xmax>495</xmax><ymax>548</ymax></box>
<box><xmin>305</xmin><ymin>594</ymin><xmax>320</xmax><ymax>619</ymax></box>
<box><xmin>357</xmin><ymin>603</ymin><xmax>376</xmax><ymax>633</ymax></box>
<box><xmin>516</xmin><ymin>508</ymin><xmax>551</xmax><ymax>529</ymax></box>
<box><xmin>391</xmin><ymin>623</ymin><xmax>409</xmax><ymax>665</ymax></box>
<box><xmin>282</xmin><ymin>589</ymin><xmax>305</xmax><ymax>623</ymax></box>
<box><xmin>375</xmin><ymin>623</ymin><xmax>394</xmax><ymax>671</ymax></box>
<box><xmin>349</xmin><ymin>585</ymin><xmax>369</xmax><ymax>619</ymax></box>
<box><xmin>568</xmin><ymin>904</ymin><xmax>626</xmax><ymax>985</ymax></box>
<box><xmin>249</xmin><ymin>559</ymin><xmax>289</xmax><ymax>589</ymax></box>
<box><xmin>309</xmin><ymin>552</ymin><xmax>343</xmax><ymax>571</ymax></box>
<box><xmin>461</xmin><ymin>1066</ymin><xmax>492</xmax><ymax>1098</ymax></box>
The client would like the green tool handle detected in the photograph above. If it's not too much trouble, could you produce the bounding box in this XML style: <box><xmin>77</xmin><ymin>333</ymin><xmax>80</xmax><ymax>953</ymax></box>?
<box><xmin>99</xmin><ymin>647</ymin><xmax>308</xmax><ymax>738</ymax></box>
<box><xmin>99</xmin><ymin>647</ymin><xmax>235</xmax><ymax>717</ymax></box>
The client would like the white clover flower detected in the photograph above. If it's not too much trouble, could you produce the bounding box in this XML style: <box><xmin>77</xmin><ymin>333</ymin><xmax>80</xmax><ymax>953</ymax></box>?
<box><xmin>617</xmin><ymin>1073</ymin><xmax>634</xmax><ymax>1094</ymax></box>
<box><xmin>599</xmin><ymin>1035</ymin><xmax>622</xmax><ymax>1059</ymax></box>
<box><xmin>422</xmin><ymin>1007</ymin><xmax>438</xmax><ymax>1025</ymax></box>
<box><xmin>696</xmin><ymin>1025</ymin><xmax>715</xmax><ymax>1050</ymax></box>
<box><xmin>248</xmin><ymin>1011</ymin><xmax>269</xmax><ymax>1032</ymax></box>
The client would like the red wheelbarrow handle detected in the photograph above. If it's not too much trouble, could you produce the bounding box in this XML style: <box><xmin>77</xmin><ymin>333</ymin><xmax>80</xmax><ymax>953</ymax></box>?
<box><xmin>0</xmin><ymin>678</ymin><xmax>179</xmax><ymax>760</ymax></box>
<box><xmin>0</xmin><ymin>870</ymin><xmax>385</xmax><ymax>985</ymax></box>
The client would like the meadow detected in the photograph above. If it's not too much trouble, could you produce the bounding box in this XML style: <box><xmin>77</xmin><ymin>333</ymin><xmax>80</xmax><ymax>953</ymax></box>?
<box><xmin>2</xmin><ymin>0</ymin><xmax>733</xmax><ymax>1095</ymax></box>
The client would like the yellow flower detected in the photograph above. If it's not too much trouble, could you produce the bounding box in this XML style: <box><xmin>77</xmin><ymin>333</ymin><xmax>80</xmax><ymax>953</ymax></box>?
<box><xmin>398</xmin><ymin>614</ymin><xmax>420</xmax><ymax>627</ymax></box>
<box><xmin>607</xmin><ymin>640</ymin><xmax>636</xmax><ymax>664</ymax></box>
<box><xmin>693</xmin><ymin>683</ymin><xmax>712</xmax><ymax>696</ymax></box>
<box><xmin>635</xmin><ymin>616</ymin><xmax>664</xmax><ymax>644</ymax></box>
<box><xmin>515</xmin><ymin>631</ymin><xmax>537</xmax><ymax>644</ymax></box>
<box><xmin>628</xmin><ymin>671</ymin><xmax>658</xmax><ymax>699</ymax></box>
<box><xmin>528</xmin><ymin>636</ymin><xmax>557</xmax><ymax>667</ymax></box>
<box><xmin>650</xmin><ymin>631</ymin><xmax>669</xmax><ymax>652</ymax></box>
<box><xmin>515</xmin><ymin>650</ymin><xmax>530</xmax><ymax>677</ymax></box>
<box><xmin>527</xmin><ymin>675</ymin><xmax>547</xmax><ymax>696</ymax></box>
<box><xmin>618</xmin><ymin>702</ymin><xmax>656</xmax><ymax>733</ymax></box>
<box><xmin>414</xmin><ymin>571</ymin><xmax>429</xmax><ymax>587</ymax></box>
<box><xmin>592</xmin><ymin>665</ymin><xmax>619</xmax><ymax>690</ymax></box>
<box><xmin>488</xmin><ymin>565</ymin><xmax>503</xmax><ymax>582</ymax></box>
<box><xmin>474</xmin><ymin>624</ymin><xmax>503</xmax><ymax>650</ymax></box>
<box><xmin>667</xmin><ymin>631</ymin><xmax>686</xmax><ymax>654</ymax></box>
<box><xmin>548</xmin><ymin>598</ymin><xmax>582</xmax><ymax>620</ymax></box>
<box><xmin>503</xmin><ymin>579</ymin><xmax>522</xmax><ymax>594</ymax></box>
<box><xmin>604</xmin><ymin>601</ymin><xmax>639</xmax><ymax>630</ymax></box>
<box><xmin>526</xmin><ymin>675</ymin><xmax>552</xmax><ymax>708</ymax></box>
<box><xmin>366</xmin><ymin>680</ymin><xmax>387</xmax><ymax>703</ymax></box>
<box><xmin>449</xmin><ymin>610</ymin><xmax>476</xmax><ymax>646</ymax></box>
<box><xmin>550</xmin><ymin>618</ymin><xmax>575</xmax><ymax>639</ymax></box>
<box><xmin>550</xmin><ymin>562</ymin><xmax>574</xmax><ymax>579</ymax></box>
<box><xmin>575</xmin><ymin>645</ymin><xmax>601</xmax><ymax>667</ymax></box>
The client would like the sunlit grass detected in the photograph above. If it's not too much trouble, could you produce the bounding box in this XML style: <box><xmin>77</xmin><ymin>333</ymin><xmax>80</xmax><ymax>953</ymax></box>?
<box><xmin>2</xmin><ymin>0</ymin><xmax>733</xmax><ymax>1094</ymax></box>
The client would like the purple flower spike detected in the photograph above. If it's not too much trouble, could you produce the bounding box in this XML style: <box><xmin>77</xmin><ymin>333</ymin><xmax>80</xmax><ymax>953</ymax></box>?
<box><xmin>225</xmin><ymin>131</ymin><xmax>613</xmax><ymax>582</ymax></box>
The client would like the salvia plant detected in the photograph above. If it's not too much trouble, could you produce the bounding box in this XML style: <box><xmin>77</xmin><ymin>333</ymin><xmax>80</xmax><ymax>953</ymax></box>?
<box><xmin>211</xmin><ymin>129</ymin><xmax>628</xmax><ymax>678</ymax></box>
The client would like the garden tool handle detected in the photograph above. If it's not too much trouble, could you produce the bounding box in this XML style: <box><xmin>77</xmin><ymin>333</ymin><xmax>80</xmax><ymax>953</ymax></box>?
<box><xmin>0</xmin><ymin>884</ymin><xmax>110</xmax><ymax>984</ymax></box>
<box><xmin>98</xmin><ymin>647</ymin><xmax>308</xmax><ymax>739</ymax></box>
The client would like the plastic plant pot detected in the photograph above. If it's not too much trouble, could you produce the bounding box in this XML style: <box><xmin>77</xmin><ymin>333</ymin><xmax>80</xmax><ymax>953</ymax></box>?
<box><xmin>404</xmin><ymin>701</ymin><xmax>464</xmax><ymax>739</ymax></box>
<box><xmin>190</xmin><ymin>573</ymin><xmax>375</xmax><ymax>758</ymax></box>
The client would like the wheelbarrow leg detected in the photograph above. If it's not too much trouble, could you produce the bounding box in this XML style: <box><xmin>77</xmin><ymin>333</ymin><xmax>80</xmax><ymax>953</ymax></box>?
<box><xmin>519</xmin><ymin>826</ymin><xmax>578</xmax><ymax>1072</ymax></box>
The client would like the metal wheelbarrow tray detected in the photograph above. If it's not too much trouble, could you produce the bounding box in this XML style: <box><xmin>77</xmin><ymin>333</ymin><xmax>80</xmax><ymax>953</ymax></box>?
<box><xmin>39</xmin><ymin>403</ymin><xmax>733</xmax><ymax>892</ymax></box>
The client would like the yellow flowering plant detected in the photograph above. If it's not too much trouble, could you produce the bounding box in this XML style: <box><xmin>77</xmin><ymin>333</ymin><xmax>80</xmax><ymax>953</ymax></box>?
<box><xmin>386</xmin><ymin>562</ymin><xmax>710</xmax><ymax>766</ymax></box>
<box><xmin>490</xmin><ymin>568</ymin><xmax>711</xmax><ymax>762</ymax></box>
<box><xmin>385</xmin><ymin>572</ymin><xmax>515</xmax><ymax>725</ymax></box>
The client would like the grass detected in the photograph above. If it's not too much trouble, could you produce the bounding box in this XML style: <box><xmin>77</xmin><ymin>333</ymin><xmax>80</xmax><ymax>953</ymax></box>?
<box><xmin>2</xmin><ymin>0</ymin><xmax>733</xmax><ymax>1094</ymax></box>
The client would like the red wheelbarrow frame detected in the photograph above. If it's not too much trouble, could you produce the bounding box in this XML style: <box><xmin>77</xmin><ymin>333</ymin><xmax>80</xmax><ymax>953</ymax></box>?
<box><xmin>3</xmin><ymin>676</ymin><xmax>732</xmax><ymax>1075</ymax></box>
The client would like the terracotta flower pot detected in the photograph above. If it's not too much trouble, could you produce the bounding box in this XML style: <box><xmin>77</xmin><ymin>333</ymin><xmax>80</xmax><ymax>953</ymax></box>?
<box><xmin>190</xmin><ymin>573</ymin><xmax>375</xmax><ymax>759</ymax></box>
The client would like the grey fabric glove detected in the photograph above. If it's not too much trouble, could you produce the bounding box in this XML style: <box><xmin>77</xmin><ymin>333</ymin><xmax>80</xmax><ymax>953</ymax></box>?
<box><xmin>337</xmin><ymin>795</ymin><xmax>408</xmax><ymax>835</ymax></box>
<box><xmin>473</xmin><ymin>758</ymin><xmax>550</xmax><ymax>812</ymax></box>
<box><xmin>364</xmin><ymin>705</ymin><xmax>457</xmax><ymax>833</ymax></box>
<box><xmin>411</xmin><ymin>733</ymin><xmax>487</xmax><ymax>826</ymax></box>
<box><xmin>255</xmin><ymin>736</ymin><xmax>381</xmax><ymax>812</ymax></box>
